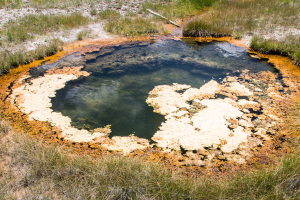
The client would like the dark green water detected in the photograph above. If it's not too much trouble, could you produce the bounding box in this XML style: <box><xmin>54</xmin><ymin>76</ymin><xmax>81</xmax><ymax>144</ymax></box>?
<box><xmin>50</xmin><ymin>39</ymin><xmax>275</xmax><ymax>139</ymax></box>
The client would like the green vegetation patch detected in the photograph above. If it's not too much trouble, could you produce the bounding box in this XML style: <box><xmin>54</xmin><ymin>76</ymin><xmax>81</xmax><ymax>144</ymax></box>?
<box><xmin>183</xmin><ymin>0</ymin><xmax>300</xmax><ymax>64</ymax></box>
<box><xmin>0</xmin><ymin>0</ymin><xmax>101</xmax><ymax>9</ymax></box>
<box><xmin>98</xmin><ymin>9</ymin><xmax>122</xmax><ymax>20</ymax></box>
<box><xmin>183</xmin><ymin>0</ymin><xmax>300</xmax><ymax>37</ymax></box>
<box><xmin>251</xmin><ymin>35</ymin><xmax>300</xmax><ymax>65</ymax></box>
<box><xmin>0</xmin><ymin>39</ymin><xmax>63</xmax><ymax>73</ymax></box>
<box><xmin>104</xmin><ymin>16</ymin><xmax>164</xmax><ymax>37</ymax></box>
<box><xmin>0</xmin><ymin>0</ymin><xmax>21</xmax><ymax>8</ymax></box>
<box><xmin>1</xmin><ymin>13</ymin><xmax>91</xmax><ymax>43</ymax></box>
<box><xmin>141</xmin><ymin>0</ymin><xmax>217</xmax><ymax>20</ymax></box>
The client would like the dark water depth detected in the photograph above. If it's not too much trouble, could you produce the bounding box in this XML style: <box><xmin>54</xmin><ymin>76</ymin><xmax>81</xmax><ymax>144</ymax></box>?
<box><xmin>50</xmin><ymin>39</ymin><xmax>276</xmax><ymax>139</ymax></box>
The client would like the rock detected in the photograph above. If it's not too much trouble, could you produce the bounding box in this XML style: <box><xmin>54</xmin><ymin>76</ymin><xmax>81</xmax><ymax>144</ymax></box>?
<box><xmin>182</xmin><ymin>80</ymin><xmax>222</xmax><ymax>100</ymax></box>
<box><xmin>254</xmin><ymin>128</ymin><xmax>271</xmax><ymax>141</ymax></box>
<box><xmin>225</xmin><ymin>82</ymin><xmax>253</xmax><ymax>96</ymax></box>
<box><xmin>227</xmin><ymin>154</ymin><xmax>246</xmax><ymax>164</ymax></box>
<box><xmin>226</xmin><ymin>76</ymin><xmax>237</xmax><ymax>82</ymax></box>
<box><xmin>193</xmin><ymin>160</ymin><xmax>206</xmax><ymax>167</ymax></box>
<box><xmin>146</xmin><ymin>85</ymin><xmax>190</xmax><ymax>115</ymax></box>
<box><xmin>239</xmin><ymin>119</ymin><xmax>254</xmax><ymax>128</ymax></box>
<box><xmin>255</xmin><ymin>88</ymin><xmax>263</xmax><ymax>92</ymax></box>
<box><xmin>238</xmin><ymin>99</ymin><xmax>261</xmax><ymax>111</ymax></box>
<box><xmin>102</xmin><ymin>135</ymin><xmax>150</xmax><ymax>155</ymax></box>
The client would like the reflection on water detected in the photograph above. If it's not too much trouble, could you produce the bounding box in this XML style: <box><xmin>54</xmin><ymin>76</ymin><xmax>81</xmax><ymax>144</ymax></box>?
<box><xmin>50</xmin><ymin>39</ymin><xmax>275</xmax><ymax>139</ymax></box>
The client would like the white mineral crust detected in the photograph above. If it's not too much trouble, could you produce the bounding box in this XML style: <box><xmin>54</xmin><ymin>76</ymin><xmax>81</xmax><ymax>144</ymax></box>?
<box><xmin>102</xmin><ymin>136</ymin><xmax>150</xmax><ymax>155</ymax></box>
<box><xmin>182</xmin><ymin>80</ymin><xmax>221</xmax><ymax>100</ymax></box>
<box><xmin>226</xmin><ymin>82</ymin><xmax>253</xmax><ymax>96</ymax></box>
<box><xmin>11</xmin><ymin>74</ymin><xmax>150</xmax><ymax>153</ymax></box>
<box><xmin>148</xmin><ymin>82</ymin><xmax>252</xmax><ymax>153</ymax></box>
<box><xmin>146</xmin><ymin>85</ymin><xmax>190</xmax><ymax>115</ymax></box>
<box><xmin>11</xmin><ymin>74</ymin><xmax>107</xmax><ymax>142</ymax></box>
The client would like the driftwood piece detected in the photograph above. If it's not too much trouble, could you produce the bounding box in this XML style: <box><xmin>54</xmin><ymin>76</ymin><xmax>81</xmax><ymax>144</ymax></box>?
<box><xmin>146</xmin><ymin>9</ymin><xmax>180</xmax><ymax>27</ymax></box>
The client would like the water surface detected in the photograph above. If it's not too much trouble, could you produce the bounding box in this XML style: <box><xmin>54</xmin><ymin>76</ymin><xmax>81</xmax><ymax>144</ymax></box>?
<box><xmin>50</xmin><ymin>39</ymin><xmax>275</xmax><ymax>139</ymax></box>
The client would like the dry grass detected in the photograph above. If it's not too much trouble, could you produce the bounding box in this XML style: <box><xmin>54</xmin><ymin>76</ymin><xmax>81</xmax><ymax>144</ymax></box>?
<box><xmin>0</xmin><ymin>115</ymin><xmax>300</xmax><ymax>199</ymax></box>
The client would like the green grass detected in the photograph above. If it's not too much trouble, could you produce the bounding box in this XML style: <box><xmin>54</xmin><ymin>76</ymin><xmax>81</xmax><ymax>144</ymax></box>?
<box><xmin>76</xmin><ymin>29</ymin><xmax>91</xmax><ymax>40</ymax></box>
<box><xmin>140</xmin><ymin>0</ymin><xmax>217</xmax><ymax>20</ymax></box>
<box><xmin>0</xmin><ymin>39</ymin><xmax>63</xmax><ymax>73</ymax></box>
<box><xmin>0</xmin><ymin>115</ymin><xmax>300</xmax><ymax>199</ymax></box>
<box><xmin>251</xmin><ymin>35</ymin><xmax>300</xmax><ymax>65</ymax></box>
<box><xmin>183</xmin><ymin>0</ymin><xmax>300</xmax><ymax>37</ymax></box>
<box><xmin>0</xmin><ymin>0</ymin><xmax>102</xmax><ymax>9</ymax></box>
<box><xmin>104</xmin><ymin>16</ymin><xmax>164</xmax><ymax>37</ymax></box>
<box><xmin>183</xmin><ymin>0</ymin><xmax>300</xmax><ymax>64</ymax></box>
<box><xmin>0</xmin><ymin>0</ymin><xmax>21</xmax><ymax>8</ymax></box>
<box><xmin>185</xmin><ymin>0</ymin><xmax>300</xmax><ymax>35</ymax></box>
<box><xmin>1</xmin><ymin>13</ymin><xmax>91</xmax><ymax>43</ymax></box>
<box><xmin>98</xmin><ymin>9</ymin><xmax>122</xmax><ymax>20</ymax></box>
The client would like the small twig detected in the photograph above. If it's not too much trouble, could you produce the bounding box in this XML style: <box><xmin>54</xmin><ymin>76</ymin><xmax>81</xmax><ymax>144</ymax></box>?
<box><xmin>146</xmin><ymin>9</ymin><xmax>180</xmax><ymax>27</ymax></box>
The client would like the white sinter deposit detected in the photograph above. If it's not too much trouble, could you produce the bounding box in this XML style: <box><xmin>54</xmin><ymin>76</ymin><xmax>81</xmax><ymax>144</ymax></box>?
<box><xmin>10</xmin><ymin>68</ymin><xmax>150</xmax><ymax>154</ymax></box>
<box><xmin>10</xmin><ymin>73</ymin><xmax>107</xmax><ymax>142</ymax></box>
<box><xmin>147</xmin><ymin>80</ymin><xmax>257</xmax><ymax>153</ymax></box>
<box><xmin>11</xmin><ymin>69</ymin><xmax>265</xmax><ymax>155</ymax></box>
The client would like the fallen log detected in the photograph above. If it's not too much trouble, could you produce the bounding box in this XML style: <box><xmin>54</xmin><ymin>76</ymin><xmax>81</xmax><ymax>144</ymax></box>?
<box><xmin>146</xmin><ymin>9</ymin><xmax>180</xmax><ymax>27</ymax></box>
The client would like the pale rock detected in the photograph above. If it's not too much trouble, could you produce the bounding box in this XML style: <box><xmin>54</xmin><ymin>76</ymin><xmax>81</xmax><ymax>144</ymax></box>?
<box><xmin>226</xmin><ymin>76</ymin><xmax>237</xmax><ymax>82</ymax></box>
<box><xmin>255</xmin><ymin>128</ymin><xmax>271</xmax><ymax>141</ymax></box>
<box><xmin>198</xmin><ymin>80</ymin><xmax>222</xmax><ymax>98</ymax></box>
<box><xmin>192</xmin><ymin>160</ymin><xmax>206</xmax><ymax>167</ymax></box>
<box><xmin>102</xmin><ymin>135</ymin><xmax>150</xmax><ymax>155</ymax></box>
<box><xmin>226</xmin><ymin>82</ymin><xmax>253</xmax><ymax>96</ymax></box>
<box><xmin>268</xmin><ymin>92</ymin><xmax>284</xmax><ymax>100</ymax></box>
<box><xmin>224</xmin><ymin>97</ymin><xmax>239</xmax><ymax>108</ymax></box>
<box><xmin>146</xmin><ymin>85</ymin><xmax>190</xmax><ymax>115</ymax></box>
<box><xmin>172</xmin><ymin>83</ymin><xmax>191</xmax><ymax>91</ymax></box>
<box><xmin>182</xmin><ymin>88</ymin><xmax>202</xmax><ymax>100</ymax></box>
<box><xmin>182</xmin><ymin>80</ymin><xmax>221</xmax><ymax>100</ymax></box>
<box><xmin>228</xmin><ymin>154</ymin><xmax>246</xmax><ymax>164</ymax></box>
<box><xmin>255</xmin><ymin>88</ymin><xmax>263</xmax><ymax>92</ymax></box>
<box><xmin>220</xmin><ymin>126</ymin><xmax>250</xmax><ymax>153</ymax></box>
<box><xmin>239</xmin><ymin>119</ymin><xmax>254</xmax><ymax>128</ymax></box>
<box><xmin>242</xmin><ymin>108</ymin><xmax>250</xmax><ymax>113</ymax></box>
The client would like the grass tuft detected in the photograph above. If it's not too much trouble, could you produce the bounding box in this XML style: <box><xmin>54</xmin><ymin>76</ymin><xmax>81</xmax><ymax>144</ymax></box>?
<box><xmin>104</xmin><ymin>16</ymin><xmax>163</xmax><ymax>37</ymax></box>
<box><xmin>76</xmin><ymin>29</ymin><xmax>91</xmax><ymax>40</ymax></box>
<box><xmin>183</xmin><ymin>0</ymin><xmax>300</xmax><ymax>37</ymax></box>
<box><xmin>0</xmin><ymin>119</ymin><xmax>10</xmax><ymax>139</ymax></box>
<box><xmin>251</xmin><ymin>35</ymin><xmax>300</xmax><ymax>65</ymax></box>
<box><xmin>0</xmin><ymin>39</ymin><xmax>63</xmax><ymax>73</ymax></box>
<box><xmin>183</xmin><ymin>0</ymin><xmax>300</xmax><ymax>64</ymax></box>
<box><xmin>140</xmin><ymin>0</ymin><xmax>217</xmax><ymax>20</ymax></box>
<box><xmin>1</xmin><ymin>13</ymin><xmax>91</xmax><ymax>43</ymax></box>
<box><xmin>98</xmin><ymin>9</ymin><xmax>122</xmax><ymax>20</ymax></box>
